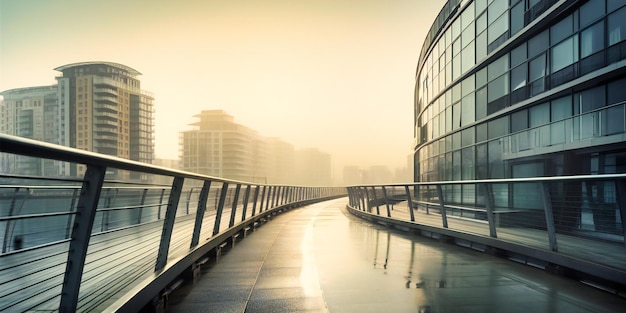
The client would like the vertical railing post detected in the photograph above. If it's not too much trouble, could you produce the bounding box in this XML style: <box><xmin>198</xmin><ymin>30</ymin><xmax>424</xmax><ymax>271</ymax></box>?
<box><xmin>358</xmin><ymin>188</ymin><xmax>365</xmax><ymax>211</ymax></box>
<box><xmin>616</xmin><ymin>179</ymin><xmax>626</xmax><ymax>248</ymax></box>
<box><xmin>213</xmin><ymin>183</ymin><xmax>229</xmax><ymax>236</ymax></box>
<box><xmin>372</xmin><ymin>187</ymin><xmax>380</xmax><ymax>215</ymax></box>
<box><xmin>251</xmin><ymin>186</ymin><xmax>260</xmax><ymax>216</ymax></box>
<box><xmin>228</xmin><ymin>184</ymin><xmax>241</xmax><ymax>227</ymax></box>
<box><xmin>190</xmin><ymin>180</ymin><xmax>211</xmax><ymax>248</ymax></box>
<box><xmin>241</xmin><ymin>185</ymin><xmax>251</xmax><ymax>222</ymax></box>
<box><xmin>405</xmin><ymin>185</ymin><xmax>416</xmax><ymax>222</ymax></box>
<box><xmin>185</xmin><ymin>187</ymin><xmax>194</xmax><ymax>215</ymax></box>
<box><xmin>155</xmin><ymin>176</ymin><xmax>185</xmax><ymax>271</ymax></box>
<box><xmin>540</xmin><ymin>182</ymin><xmax>558</xmax><ymax>252</ymax></box>
<box><xmin>265</xmin><ymin>186</ymin><xmax>273</xmax><ymax>210</ymax></box>
<box><xmin>59</xmin><ymin>164</ymin><xmax>106</xmax><ymax>313</ymax></box>
<box><xmin>381</xmin><ymin>186</ymin><xmax>391</xmax><ymax>217</ymax></box>
<box><xmin>436</xmin><ymin>184</ymin><xmax>448</xmax><ymax>228</ymax></box>
<box><xmin>258</xmin><ymin>186</ymin><xmax>267</xmax><ymax>213</ymax></box>
<box><xmin>138</xmin><ymin>188</ymin><xmax>148</xmax><ymax>224</ymax></box>
<box><xmin>364</xmin><ymin>187</ymin><xmax>372</xmax><ymax>213</ymax></box>
<box><xmin>480</xmin><ymin>183</ymin><xmax>497</xmax><ymax>238</ymax></box>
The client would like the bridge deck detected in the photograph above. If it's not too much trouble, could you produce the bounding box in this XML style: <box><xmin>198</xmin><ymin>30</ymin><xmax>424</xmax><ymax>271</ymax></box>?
<box><xmin>166</xmin><ymin>198</ymin><xmax>626</xmax><ymax>313</ymax></box>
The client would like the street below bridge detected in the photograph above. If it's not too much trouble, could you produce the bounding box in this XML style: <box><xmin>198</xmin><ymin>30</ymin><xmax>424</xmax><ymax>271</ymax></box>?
<box><xmin>166</xmin><ymin>198</ymin><xmax>626</xmax><ymax>313</ymax></box>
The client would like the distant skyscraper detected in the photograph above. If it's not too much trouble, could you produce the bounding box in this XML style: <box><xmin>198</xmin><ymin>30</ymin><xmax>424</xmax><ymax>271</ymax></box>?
<box><xmin>180</xmin><ymin>110</ymin><xmax>262</xmax><ymax>182</ymax></box>
<box><xmin>1</xmin><ymin>62</ymin><xmax>155</xmax><ymax>178</ymax></box>
<box><xmin>0</xmin><ymin>85</ymin><xmax>69</xmax><ymax>175</ymax></box>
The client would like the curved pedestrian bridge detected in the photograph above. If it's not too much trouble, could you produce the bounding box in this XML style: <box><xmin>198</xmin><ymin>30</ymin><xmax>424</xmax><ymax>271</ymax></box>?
<box><xmin>167</xmin><ymin>198</ymin><xmax>626</xmax><ymax>313</ymax></box>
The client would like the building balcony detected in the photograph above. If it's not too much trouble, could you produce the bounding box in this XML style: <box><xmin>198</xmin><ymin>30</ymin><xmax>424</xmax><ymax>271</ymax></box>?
<box><xmin>94</xmin><ymin>120</ymin><xmax>118</xmax><ymax>127</ymax></box>
<box><xmin>94</xmin><ymin>126</ymin><xmax>118</xmax><ymax>135</ymax></box>
<box><xmin>93</xmin><ymin>87</ymin><xmax>118</xmax><ymax>97</ymax></box>
<box><xmin>94</xmin><ymin>95</ymin><xmax>118</xmax><ymax>104</ymax></box>
<box><xmin>94</xmin><ymin>103</ymin><xmax>118</xmax><ymax>113</ymax></box>
<box><xmin>93</xmin><ymin>112</ymin><xmax>119</xmax><ymax>120</ymax></box>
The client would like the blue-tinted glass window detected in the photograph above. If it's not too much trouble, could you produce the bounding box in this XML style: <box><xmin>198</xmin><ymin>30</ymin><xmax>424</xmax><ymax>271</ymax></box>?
<box><xmin>488</xmin><ymin>116</ymin><xmax>509</xmax><ymax>139</ymax></box>
<box><xmin>580</xmin><ymin>0</ymin><xmax>606</xmax><ymax>28</ymax></box>
<box><xmin>511</xmin><ymin>109</ymin><xmax>528</xmax><ymax>132</ymax></box>
<box><xmin>487</xmin><ymin>74</ymin><xmax>509</xmax><ymax>102</ymax></box>
<box><xmin>608</xmin><ymin>77</ymin><xmax>626</xmax><ymax>104</ymax></box>
<box><xmin>529</xmin><ymin>53</ymin><xmax>546</xmax><ymax>82</ymax></box>
<box><xmin>551</xmin><ymin>36</ymin><xmax>579</xmax><ymax>72</ymax></box>
<box><xmin>510</xmin><ymin>1</ymin><xmax>524</xmax><ymax>35</ymax></box>
<box><xmin>608</xmin><ymin>0</ymin><xmax>626</xmax><ymax>12</ymax></box>
<box><xmin>608</xmin><ymin>7</ymin><xmax>626</xmax><ymax>45</ymax></box>
<box><xmin>530</xmin><ymin>102</ymin><xmax>550</xmax><ymax>127</ymax></box>
<box><xmin>528</xmin><ymin>30</ymin><xmax>548</xmax><ymax>58</ymax></box>
<box><xmin>511</xmin><ymin>43</ymin><xmax>526</xmax><ymax>67</ymax></box>
<box><xmin>511</xmin><ymin>64</ymin><xmax>527</xmax><ymax>91</ymax></box>
<box><xmin>551</xmin><ymin>96</ymin><xmax>573</xmax><ymax>121</ymax></box>
<box><xmin>575</xmin><ymin>85</ymin><xmax>606</xmax><ymax>113</ymax></box>
<box><xmin>551</xmin><ymin>14</ymin><xmax>573</xmax><ymax>44</ymax></box>
<box><xmin>581</xmin><ymin>22</ymin><xmax>605</xmax><ymax>58</ymax></box>
<box><xmin>488</xmin><ymin>55</ymin><xmax>509</xmax><ymax>81</ymax></box>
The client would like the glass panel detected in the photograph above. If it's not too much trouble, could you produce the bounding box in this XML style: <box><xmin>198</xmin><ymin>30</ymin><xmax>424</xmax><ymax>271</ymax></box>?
<box><xmin>461</xmin><ymin>94</ymin><xmax>475</xmax><ymax>126</ymax></box>
<box><xmin>488</xmin><ymin>0</ymin><xmax>508</xmax><ymax>24</ymax></box>
<box><xmin>453</xmin><ymin>102</ymin><xmax>461</xmax><ymax>130</ymax></box>
<box><xmin>608</xmin><ymin>77</ymin><xmax>626</xmax><ymax>104</ymax></box>
<box><xmin>511</xmin><ymin>63</ymin><xmax>527</xmax><ymax>91</ymax></box>
<box><xmin>476</xmin><ymin>123</ymin><xmax>488</xmax><ymax>142</ymax></box>
<box><xmin>511</xmin><ymin>109</ymin><xmax>528</xmax><ymax>132</ymax></box>
<box><xmin>488</xmin><ymin>116</ymin><xmax>509</xmax><ymax>139</ymax></box>
<box><xmin>488</xmin><ymin>54</ymin><xmax>509</xmax><ymax>81</ymax></box>
<box><xmin>510</xmin><ymin>1</ymin><xmax>525</xmax><ymax>35</ymax></box>
<box><xmin>476</xmin><ymin>31</ymin><xmax>488</xmax><ymax>62</ymax></box>
<box><xmin>477</xmin><ymin>12</ymin><xmax>488</xmax><ymax>34</ymax></box>
<box><xmin>580</xmin><ymin>0</ymin><xmax>606</xmax><ymax>28</ymax></box>
<box><xmin>608</xmin><ymin>0</ymin><xmax>626</xmax><ymax>12</ymax></box>
<box><xmin>605</xmin><ymin>105</ymin><xmax>625</xmax><ymax>135</ymax></box>
<box><xmin>462</xmin><ymin>146</ymin><xmax>475</xmax><ymax>180</ymax></box>
<box><xmin>528</xmin><ymin>30</ymin><xmax>548</xmax><ymax>58</ymax></box>
<box><xmin>551</xmin><ymin>96</ymin><xmax>573</xmax><ymax>121</ymax></box>
<box><xmin>462</xmin><ymin>75</ymin><xmax>475</xmax><ymax>96</ymax></box>
<box><xmin>476</xmin><ymin>0</ymin><xmax>488</xmax><ymax>15</ymax></box>
<box><xmin>551</xmin><ymin>36</ymin><xmax>578</xmax><ymax>72</ymax></box>
<box><xmin>462</xmin><ymin>2</ymin><xmax>475</xmax><ymax>30</ymax></box>
<box><xmin>461</xmin><ymin>127</ymin><xmax>475</xmax><ymax>147</ymax></box>
<box><xmin>551</xmin><ymin>14</ymin><xmax>573</xmax><ymax>44</ymax></box>
<box><xmin>476</xmin><ymin>67</ymin><xmax>487</xmax><ymax>88</ymax></box>
<box><xmin>461</xmin><ymin>41</ymin><xmax>476</xmax><ymax>73</ymax></box>
<box><xmin>581</xmin><ymin>22</ymin><xmax>605</xmax><ymax>58</ymax></box>
<box><xmin>608</xmin><ymin>7</ymin><xmax>626</xmax><ymax>46</ymax></box>
<box><xmin>463</xmin><ymin>22</ymin><xmax>475</xmax><ymax>48</ymax></box>
<box><xmin>510</xmin><ymin>43</ymin><xmax>527</xmax><ymax>67</ymax></box>
<box><xmin>487</xmin><ymin>74</ymin><xmax>509</xmax><ymax>102</ymax></box>
<box><xmin>576</xmin><ymin>85</ymin><xmax>606</xmax><ymax>113</ymax></box>
<box><xmin>529</xmin><ymin>53</ymin><xmax>546</xmax><ymax>82</ymax></box>
<box><xmin>488</xmin><ymin>13</ymin><xmax>509</xmax><ymax>44</ymax></box>
<box><xmin>476</xmin><ymin>87</ymin><xmax>487</xmax><ymax>120</ymax></box>
<box><xmin>530</xmin><ymin>102</ymin><xmax>550</xmax><ymax>127</ymax></box>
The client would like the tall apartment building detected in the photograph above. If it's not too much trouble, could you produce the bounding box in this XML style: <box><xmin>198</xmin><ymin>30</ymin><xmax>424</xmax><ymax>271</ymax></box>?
<box><xmin>1</xmin><ymin>62</ymin><xmax>155</xmax><ymax>178</ymax></box>
<box><xmin>180</xmin><ymin>110</ymin><xmax>333</xmax><ymax>185</ymax></box>
<box><xmin>180</xmin><ymin>110</ymin><xmax>263</xmax><ymax>182</ymax></box>
<box><xmin>0</xmin><ymin>86</ymin><xmax>70</xmax><ymax>175</ymax></box>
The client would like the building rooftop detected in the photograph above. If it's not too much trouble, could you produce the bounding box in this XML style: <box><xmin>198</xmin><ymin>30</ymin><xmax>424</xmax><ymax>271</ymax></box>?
<box><xmin>54</xmin><ymin>61</ymin><xmax>141</xmax><ymax>76</ymax></box>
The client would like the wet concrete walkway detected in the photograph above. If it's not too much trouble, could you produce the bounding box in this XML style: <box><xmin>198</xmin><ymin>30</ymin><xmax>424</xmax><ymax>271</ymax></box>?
<box><xmin>166</xmin><ymin>198</ymin><xmax>626</xmax><ymax>313</ymax></box>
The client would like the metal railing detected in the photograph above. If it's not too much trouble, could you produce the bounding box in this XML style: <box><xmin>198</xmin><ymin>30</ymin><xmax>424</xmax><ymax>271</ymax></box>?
<box><xmin>347</xmin><ymin>175</ymin><xmax>626</xmax><ymax>287</ymax></box>
<box><xmin>0</xmin><ymin>134</ymin><xmax>345</xmax><ymax>312</ymax></box>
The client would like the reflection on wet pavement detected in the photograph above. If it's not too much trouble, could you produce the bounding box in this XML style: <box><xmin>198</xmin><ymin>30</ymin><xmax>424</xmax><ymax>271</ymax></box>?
<box><xmin>167</xmin><ymin>198</ymin><xmax>626</xmax><ymax>313</ymax></box>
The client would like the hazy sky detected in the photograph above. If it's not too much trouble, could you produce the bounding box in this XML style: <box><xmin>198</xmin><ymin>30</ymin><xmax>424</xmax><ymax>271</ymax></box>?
<box><xmin>0</xmin><ymin>0</ymin><xmax>446</xmax><ymax>173</ymax></box>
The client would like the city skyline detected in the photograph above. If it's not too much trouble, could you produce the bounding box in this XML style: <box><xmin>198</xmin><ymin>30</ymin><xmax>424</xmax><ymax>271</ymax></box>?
<box><xmin>0</xmin><ymin>0</ymin><xmax>446</xmax><ymax>175</ymax></box>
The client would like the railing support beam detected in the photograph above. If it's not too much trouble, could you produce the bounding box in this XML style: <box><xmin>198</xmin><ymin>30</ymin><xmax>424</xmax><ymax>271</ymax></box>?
<box><xmin>213</xmin><ymin>183</ymin><xmax>229</xmax><ymax>236</ymax></box>
<box><xmin>436</xmin><ymin>185</ymin><xmax>448</xmax><ymax>228</ymax></box>
<box><xmin>540</xmin><ymin>182</ymin><xmax>558</xmax><ymax>252</ymax></box>
<box><xmin>405</xmin><ymin>185</ymin><xmax>416</xmax><ymax>222</ymax></box>
<box><xmin>480</xmin><ymin>183</ymin><xmax>497</xmax><ymax>238</ymax></box>
<box><xmin>381</xmin><ymin>186</ymin><xmax>391</xmax><ymax>217</ymax></box>
<box><xmin>59</xmin><ymin>164</ymin><xmax>106</xmax><ymax>313</ymax></box>
<box><xmin>190</xmin><ymin>180</ymin><xmax>211</xmax><ymax>248</ymax></box>
<box><xmin>155</xmin><ymin>176</ymin><xmax>185</xmax><ymax>271</ymax></box>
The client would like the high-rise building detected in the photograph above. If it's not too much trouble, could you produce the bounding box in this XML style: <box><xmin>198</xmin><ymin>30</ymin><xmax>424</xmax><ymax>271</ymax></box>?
<box><xmin>180</xmin><ymin>110</ymin><xmax>262</xmax><ymax>182</ymax></box>
<box><xmin>415</xmin><ymin>0</ymin><xmax>626</xmax><ymax>184</ymax></box>
<box><xmin>0</xmin><ymin>86</ymin><xmax>69</xmax><ymax>176</ymax></box>
<box><xmin>1</xmin><ymin>62</ymin><xmax>155</xmax><ymax>178</ymax></box>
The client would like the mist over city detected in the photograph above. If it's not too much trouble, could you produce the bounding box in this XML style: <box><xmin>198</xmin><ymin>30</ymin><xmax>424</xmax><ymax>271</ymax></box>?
<box><xmin>0</xmin><ymin>0</ymin><xmax>446</xmax><ymax>185</ymax></box>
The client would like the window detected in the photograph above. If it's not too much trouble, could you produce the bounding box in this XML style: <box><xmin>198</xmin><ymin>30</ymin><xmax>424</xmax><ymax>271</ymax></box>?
<box><xmin>580</xmin><ymin>0</ymin><xmax>605</xmax><ymax>28</ymax></box>
<box><xmin>510</xmin><ymin>1</ymin><xmax>525</xmax><ymax>35</ymax></box>
<box><xmin>511</xmin><ymin>64</ymin><xmax>527</xmax><ymax>91</ymax></box>
<box><xmin>608</xmin><ymin>7</ymin><xmax>626</xmax><ymax>45</ymax></box>
<box><xmin>551</xmin><ymin>14</ymin><xmax>574</xmax><ymax>44</ymax></box>
<box><xmin>551</xmin><ymin>36</ymin><xmax>578</xmax><ymax>72</ymax></box>
<box><xmin>581</xmin><ymin>22</ymin><xmax>605</xmax><ymax>58</ymax></box>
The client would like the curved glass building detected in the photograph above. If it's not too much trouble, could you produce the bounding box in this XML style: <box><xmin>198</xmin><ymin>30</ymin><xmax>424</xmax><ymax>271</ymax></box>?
<box><xmin>414</xmin><ymin>0</ymin><xmax>626</xmax><ymax>184</ymax></box>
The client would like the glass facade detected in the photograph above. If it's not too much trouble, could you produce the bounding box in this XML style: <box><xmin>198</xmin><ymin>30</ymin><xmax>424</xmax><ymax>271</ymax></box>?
<box><xmin>415</xmin><ymin>0</ymin><xmax>626</xmax><ymax>183</ymax></box>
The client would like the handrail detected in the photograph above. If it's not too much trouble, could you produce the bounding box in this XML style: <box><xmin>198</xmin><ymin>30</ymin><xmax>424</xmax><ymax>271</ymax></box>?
<box><xmin>347</xmin><ymin>176</ymin><xmax>626</xmax><ymax>289</ymax></box>
<box><xmin>0</xmin><ymin>133</ymin><xmax>346</xmax><ymax>312</ymax></box>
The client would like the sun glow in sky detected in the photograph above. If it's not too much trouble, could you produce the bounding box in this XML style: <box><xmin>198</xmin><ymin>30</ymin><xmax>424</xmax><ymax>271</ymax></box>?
<box><xmin>0</xmin><ymin>0</ymin><xmax>446</xmax><ymax>174</ymax></box>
